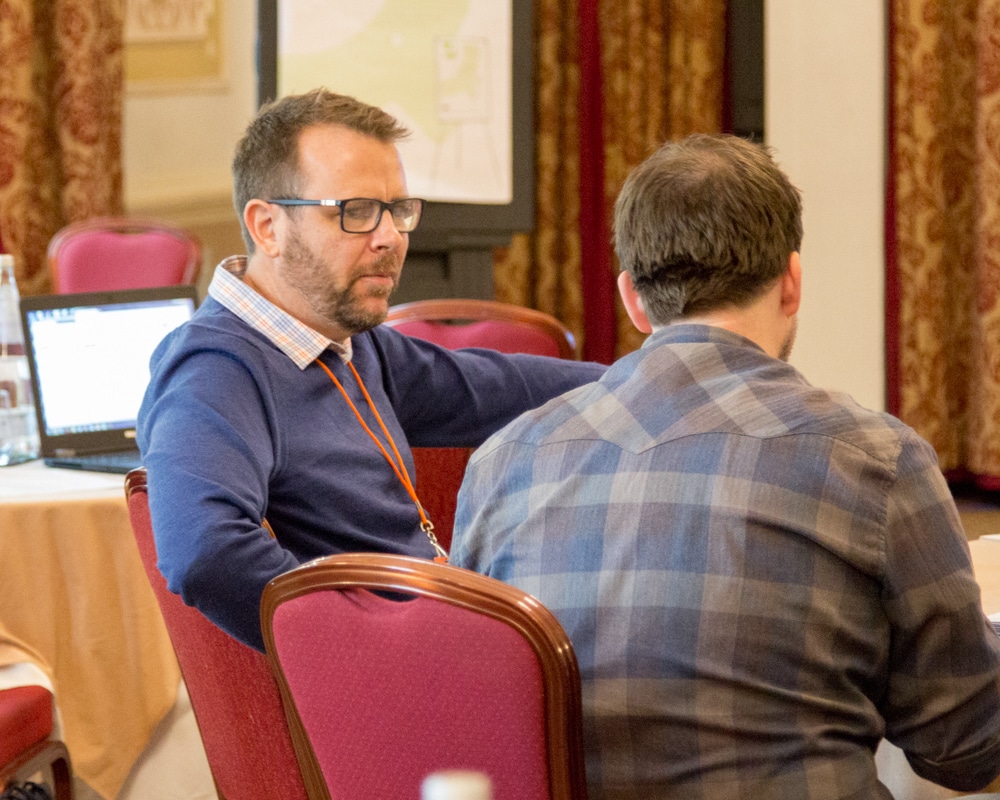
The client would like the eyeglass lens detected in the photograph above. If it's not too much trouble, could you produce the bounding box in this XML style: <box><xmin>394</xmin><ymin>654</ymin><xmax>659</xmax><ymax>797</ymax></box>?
<box><xmin>342</xmin><ymin>198</ymin><xmax>423</xmax><ymax>233</ymax></box>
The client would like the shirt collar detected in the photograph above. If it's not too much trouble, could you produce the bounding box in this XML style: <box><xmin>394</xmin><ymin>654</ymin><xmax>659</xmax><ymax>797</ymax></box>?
<box><xmin>207</xmin><ymin>255</ymin><xmax>352</xmax><ymax>369</ymax></box>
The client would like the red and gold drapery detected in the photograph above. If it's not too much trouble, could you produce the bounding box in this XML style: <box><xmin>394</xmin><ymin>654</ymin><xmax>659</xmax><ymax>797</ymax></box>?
<box><xmin>0</xmin><ymin>0</ymin><xmax>124</xmax><ymax>295</ymax></box>
<box><xmin>493</xmin><ymin>0</ymin><xmax>726</xmax><ymax>362</ymax></box>
<box><xmin>889</xmin><ymin>0</ymin><xmax>1000</xmax><ymax>484</ymax></box>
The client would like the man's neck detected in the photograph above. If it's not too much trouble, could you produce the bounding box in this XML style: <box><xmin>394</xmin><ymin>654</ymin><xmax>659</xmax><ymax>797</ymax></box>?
<box><xmin>242</xmin><ymin>257</ymin><xmax>352</xmax><ymax>346</ymax></box>
<box><xmin>663</xmin><ymin>286</ymin><xmax>788</xmax><ymax>360</ymax></box>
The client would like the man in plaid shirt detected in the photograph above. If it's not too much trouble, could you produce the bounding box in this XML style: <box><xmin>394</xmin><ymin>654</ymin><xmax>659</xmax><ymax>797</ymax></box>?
<box><xmin>452</xmin><ymin>134</ymin><xmax>1000</xmax><ymax>799</ymax></box>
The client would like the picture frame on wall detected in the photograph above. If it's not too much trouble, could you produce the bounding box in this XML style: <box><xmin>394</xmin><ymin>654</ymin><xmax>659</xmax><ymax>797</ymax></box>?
<box><xmin>125</xmin><ymin>0</ymin><xmax>228</xmax><ymax>94</ymax></box>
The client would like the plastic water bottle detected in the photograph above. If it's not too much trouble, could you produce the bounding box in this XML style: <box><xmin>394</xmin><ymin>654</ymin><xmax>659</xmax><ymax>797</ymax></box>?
<box><xmin>421</xmin><ymin>771</ymin><xmax>493</xmax><ymax>800</ymax></box>
<box><xmin>0</xmin><ymin>254</ymin><xmax>39</xmax><ymax>465</ymax></box>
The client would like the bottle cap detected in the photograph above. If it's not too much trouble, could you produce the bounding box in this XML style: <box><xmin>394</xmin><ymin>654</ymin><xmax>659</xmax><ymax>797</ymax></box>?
<box><xmin>421</xmin><ymin>771</ymin><xmax>492</xmax><ymax>800</ymax></box>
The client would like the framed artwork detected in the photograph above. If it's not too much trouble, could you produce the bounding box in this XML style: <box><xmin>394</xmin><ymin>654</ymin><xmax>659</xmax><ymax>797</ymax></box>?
<box><xmin>125</xmin><ymin>0</ymin><xmax>227</xmax><ymax>93</ymax></box>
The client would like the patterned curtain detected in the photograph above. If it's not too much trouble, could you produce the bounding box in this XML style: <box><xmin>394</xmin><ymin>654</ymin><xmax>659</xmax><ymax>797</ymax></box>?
<box><xmin>493</xmin><ymin>0</ymin><xmax>726</xmax><ymax>361</ymax></box>
<box><xmin>888</xmin><ymin>0</ymin><xmax>1000</xmax><ymax>485</ymax></box>
<box><xmin>0</xmin><ymin>0</ymin><xmax>124</xmax><ymax>296</ymax></box>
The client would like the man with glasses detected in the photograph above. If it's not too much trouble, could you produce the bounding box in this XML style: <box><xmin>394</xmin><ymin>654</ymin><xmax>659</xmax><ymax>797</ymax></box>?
<box><xmin>137</xmin><ymin>88</ymin><xmax>605</xmax><ymax>652</ymax></box>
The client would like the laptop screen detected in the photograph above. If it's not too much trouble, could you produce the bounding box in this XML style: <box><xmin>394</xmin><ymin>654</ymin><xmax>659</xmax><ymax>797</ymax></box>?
<box><xmin>20</xmin><ymin>286</ymin><xmax>197</xmax><ymax>449</ymax></box>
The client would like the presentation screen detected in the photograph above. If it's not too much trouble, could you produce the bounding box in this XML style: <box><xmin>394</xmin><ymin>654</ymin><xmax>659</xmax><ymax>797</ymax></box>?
<box><xmin>257</xmin><ymin>0</ymin><xmax>534</xmax><ymax>244</ymax></box>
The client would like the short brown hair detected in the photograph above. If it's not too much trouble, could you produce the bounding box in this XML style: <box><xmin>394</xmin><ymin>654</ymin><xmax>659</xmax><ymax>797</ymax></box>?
<box><xmin>613</xmin><ymin>134</ymin><xmax>803</xmax><ymax>326</ymax></box>
<box><xmin>232</xmin><ymin>88</ymin><xmax>410</xmax><ymax>252</ymax></box>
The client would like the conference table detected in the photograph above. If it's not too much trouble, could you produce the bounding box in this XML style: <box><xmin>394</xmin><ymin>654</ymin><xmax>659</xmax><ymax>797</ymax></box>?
<box><xmin>0</xmin><ymin>460</ymin><xmax>213</xmax><ymax>800</ymax></box>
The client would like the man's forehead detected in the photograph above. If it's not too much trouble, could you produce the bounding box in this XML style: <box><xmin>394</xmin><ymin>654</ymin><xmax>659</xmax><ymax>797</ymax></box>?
<box><xmin>297</xmin><ymin>125</ymin><xmax>404</xmax><ymax>182</ymax></box>
<box><xmin>298</xmin><ymin>133</ymin><xmax>407</xmax><ymax>200</ymax></box>
<box><xmin>297</xmin><ymin>123</ymin><xmax>396</xmax><ymax>154</ymax></box>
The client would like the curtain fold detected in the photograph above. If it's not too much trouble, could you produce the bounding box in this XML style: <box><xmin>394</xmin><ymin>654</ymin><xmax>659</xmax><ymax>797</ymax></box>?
<box><xmin>602</xmin><ymin>0</ymin><xmax>726</xmax><ymax>357</ymax></box>
<box><xmin>0</xmin><ymin>0</ymin><xmax>123</xmax><ymax>295</ymax></box>
<box><xmin>578</xmin><ymin>0</ymin><xmax>616</xmax><ymax>363</ymax></box>
<box><xmin>889</xmin><ymin>0</ymin><xmax>1000</xmax><ymax>484</ymax></box>
<box><xmin>494</xmin><ymin>0</ymin><xmax>587</xmax><ymax>350</ymax></box>
<box><xmin>493</xmin><ymin>0</ymin><xmax>726</xmax><ymax>362</ymax></box>
<box><xmin>967</xmin><ymin>3</ymin><xmax>1000</xmax><ymax>486</ymax></box>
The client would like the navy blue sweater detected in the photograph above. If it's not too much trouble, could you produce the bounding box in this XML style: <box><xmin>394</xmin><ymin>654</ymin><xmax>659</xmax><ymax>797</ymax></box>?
<box><xmin>137</xmin><ymin>297</ymin><xmax>605</xmax><ymax>649</ymax></box>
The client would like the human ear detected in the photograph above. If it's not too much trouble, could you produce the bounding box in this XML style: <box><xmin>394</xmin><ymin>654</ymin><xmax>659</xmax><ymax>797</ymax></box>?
<box><xmin>617</xmin><ymin>271</ymin><xmax>653</xmax><ymax>334</ymax></box>
<box><xmin>244</xmin><ymin>199</ymin><xmax>281</xmax><ymax>258</ymax></box>
<box><xmin>780</xmin><ymin>252</ymin><xmax>802</xmax><ymax>318</ymax></box>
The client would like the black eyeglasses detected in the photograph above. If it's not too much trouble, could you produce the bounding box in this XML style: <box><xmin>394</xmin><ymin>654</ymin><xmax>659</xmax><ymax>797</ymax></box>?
<box><xmin>266</xmin><ymin>197</ymin><xmax>425</xmax><ymax>234</ymax></box>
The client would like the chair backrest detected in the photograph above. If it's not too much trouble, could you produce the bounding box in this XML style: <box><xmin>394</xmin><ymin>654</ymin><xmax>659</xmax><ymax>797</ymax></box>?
<box><xmin>384</xmin><ymin>298</ymin><xmax>578</xmax><ymax>359</ymax></box>
<box><xmin>410</xmin><ymin>446</ymin><xmax>473</xmax><ymax>553</ymax></box>
<box><xmin>48</xmin><ymin>216</ymin><xmax>202</xmax><ymax>293</ymax></box>
<box><xmin>389</xmin><ymin>299</ymin><xmax>576</xmax><ymax>552</ymax></box>
<box><xmin>124</xmin><ymin>469</ymin><xmax>307</xmax><ymax>800</ymax></box>
<box><xmin>0</xmin><ymin>685</ymin><xmax>73</xmax><ymax>799</ymax></box>
<box><xmin>260</xmin><ymin>553</ymin><xmax>589</xmax><ymax>800</ymax></box>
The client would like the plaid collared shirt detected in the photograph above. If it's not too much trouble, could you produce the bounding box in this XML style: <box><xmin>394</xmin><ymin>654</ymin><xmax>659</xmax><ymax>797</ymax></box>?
<box><xmin>453</xmin><ymin>324</ymin><xmax>1000</xmax><ymax>799</ymax></box>
<box><xmin>208</xmin><ymin>255</ymin><xmax>351</xmax><ymax>367</ymax></box>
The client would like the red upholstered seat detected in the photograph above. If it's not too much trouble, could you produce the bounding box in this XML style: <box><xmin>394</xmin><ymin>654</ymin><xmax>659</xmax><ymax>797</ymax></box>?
<box><xmin>0</xmin><ymin>685</ymin><xmax>73</xmax><ymax>798</ymax></box>
<box><xmin>387</xmin><ymin>298</ymin><xmax>577</xmax><ymax>553</ymax></box>
<box><xmin>125</xmin><ymin>469</ymin><xmax>307</xmax><ymax>800</ymax></box>
<box><xmin>261</xmin><ymin>553</ymin><xmax>589</xmax><ymax>800</ymax></box>
<box><xmin>0</xmin><ymin>686</ymin><xmax>52</xmax><ymax>770</ymax></box>
<box><xmin>410</xmin><ymin>447</ymin><xmax>473</xmax><ymax>553</ymax></box>
<box><xmin>385</xmin><ymin>298</ymin><xmax>578</xmax><ymax>359</ymax></box>
<box><xmin>47</xmin><ymin>216</ymin><xmax>201</xmax><ymax>293</ymax></box>
<box><xmin>391</xmin><ymin>318</ymin><xmax>565</xmax><ymax>357</ymax></box>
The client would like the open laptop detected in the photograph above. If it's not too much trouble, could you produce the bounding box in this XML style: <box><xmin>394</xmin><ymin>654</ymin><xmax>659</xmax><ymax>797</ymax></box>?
<box><xmin>20</xmin><ymin>285</ymin><xmax>198</xmax><ymax>473</ymax></box>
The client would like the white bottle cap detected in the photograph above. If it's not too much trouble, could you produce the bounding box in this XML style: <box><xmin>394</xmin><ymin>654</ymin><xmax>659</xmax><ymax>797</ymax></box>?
<box><xmin>421</xmin><ymin>771</ymin><xmax>493</xmax><ymax>800</ymax></box>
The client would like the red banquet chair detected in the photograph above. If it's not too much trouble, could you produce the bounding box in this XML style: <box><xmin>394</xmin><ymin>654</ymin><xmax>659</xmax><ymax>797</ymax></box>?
<box><xmin>0</xmin><ymin>685</ymin><xmax>73</xmax><ymax>799</ymax></box>
<box><xmin>124</xmin><ymin>468</ymin><xmax>308</xmax><ymax>800</ymax></box>
<box><xmin>386</xmin><ymin>298</ymin><xmax>578</xmax><ymax>551</ymax></box>
<box><xmin>47</xmin><ymin>217</ymin><xmax>201</xmax><ymax>293</ymax></box>
<box><xmin>384</xmin><ymin>298</ymin><xmax>578</xmax><ymax>359</ymax></box>
<box><xmin>260</xmin><ymin>553</ymin><xmax>589</xmax><ymax>800</ymax></box>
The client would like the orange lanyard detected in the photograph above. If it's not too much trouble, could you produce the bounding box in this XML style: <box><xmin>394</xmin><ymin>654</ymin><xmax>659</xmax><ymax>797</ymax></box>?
<box><xmin>315</xmin><ymin>357</ymin><xmax>448</xmax><ymax>562</ymax></box>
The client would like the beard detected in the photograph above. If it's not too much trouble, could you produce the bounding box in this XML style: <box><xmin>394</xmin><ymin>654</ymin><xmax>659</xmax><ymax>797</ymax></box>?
<box><xmin>778</xmin><ymin>316</ymin><xmax>798</xmax><ymax>362</ymax></box>
<box><xmin>283</xmin><ymin>228</ymin><xmax>400</xmax><ymax>335</ymax></box>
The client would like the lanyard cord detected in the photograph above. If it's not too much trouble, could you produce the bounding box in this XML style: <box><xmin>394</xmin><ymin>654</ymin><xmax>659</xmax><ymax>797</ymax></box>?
<box><xmin>314</xmin><ymin>357</ymin><xmax>449</xmax><ymax>562</ymax></box>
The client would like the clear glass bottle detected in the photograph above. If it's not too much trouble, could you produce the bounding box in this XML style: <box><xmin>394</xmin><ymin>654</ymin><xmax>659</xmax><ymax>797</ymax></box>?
<box><xmin>421</xmin><ymin>771</ymin><xmax>493</xmax><ymax>800</ymax></box>
<box><xmin>0</xmin><ymin>254</ymin><xmax>40</xmax><ymax>465</ymax></box>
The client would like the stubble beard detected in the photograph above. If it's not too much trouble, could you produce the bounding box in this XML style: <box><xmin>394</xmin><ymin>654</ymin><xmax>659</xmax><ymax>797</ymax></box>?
<box><xmin>284</xmin><ymin>231</ymin><xmax>400</xmax><ymax>336</ymax></box>
<box><xmin>778</xmin><ymin>316</ymin><xmax>798</xmax><ymax>362</ymax></box>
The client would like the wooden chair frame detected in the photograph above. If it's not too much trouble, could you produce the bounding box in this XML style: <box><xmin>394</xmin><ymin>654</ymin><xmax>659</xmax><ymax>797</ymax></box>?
<box><xmin>0</xmin><ymin>738</ymin><xmax>73</xmax><ymax>799</ymax></box>
<box><xmin>384</xmin><ymin>298</ymin><xmax>578</xmax><ymax>359</ymax></box>
<box><xmin>260</xmin><ymin>553</ymin><xmax>589</xmax><ymax>800</ymax></box>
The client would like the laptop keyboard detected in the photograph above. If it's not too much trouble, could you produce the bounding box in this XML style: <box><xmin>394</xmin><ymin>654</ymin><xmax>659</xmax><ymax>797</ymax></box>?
<box><xmin>46</xmin><ymin>452</ymin><xmax>143</xmax><ymax>474</ymax></box>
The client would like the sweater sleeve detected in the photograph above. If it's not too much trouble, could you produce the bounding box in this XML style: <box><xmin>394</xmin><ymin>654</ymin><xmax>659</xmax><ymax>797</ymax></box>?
<box><xmin>368</xmin><ymin>325</ymin><xmax>606</xmax><ymax>447</ymax></box>
<box><xmin>138</xmin><ymin>336</ymin><xmax>299</xmax><ymax>651</ymax></box>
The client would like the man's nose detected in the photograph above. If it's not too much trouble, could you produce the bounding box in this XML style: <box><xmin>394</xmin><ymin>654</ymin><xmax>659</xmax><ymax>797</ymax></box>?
<box><xmin>370</xmin><ymin>208</ymin><xmax>405</xmax><ymax>248</ymax></box>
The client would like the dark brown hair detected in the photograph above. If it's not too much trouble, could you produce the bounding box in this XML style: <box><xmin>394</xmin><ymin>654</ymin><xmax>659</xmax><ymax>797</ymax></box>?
<box><xmin>613</xmin><ymin>134</ymin><xmax>803</xmax><ymax>326</ymax></box>
<box><xmin>232</xmin><ymin>88</ymin><xmax>410</xmax><ymax>252</ymax></box>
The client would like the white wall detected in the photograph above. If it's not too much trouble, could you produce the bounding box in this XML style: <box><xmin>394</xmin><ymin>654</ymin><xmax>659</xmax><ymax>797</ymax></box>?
<box><xmin>766</xmin><ymin>1</ymin><xmax>886</xmax><ymax>410</ymax></box>
<box><xmin>122</xmin><ymin>0</ymin><xmax>258</xmax><ymax>273</ymax></box>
